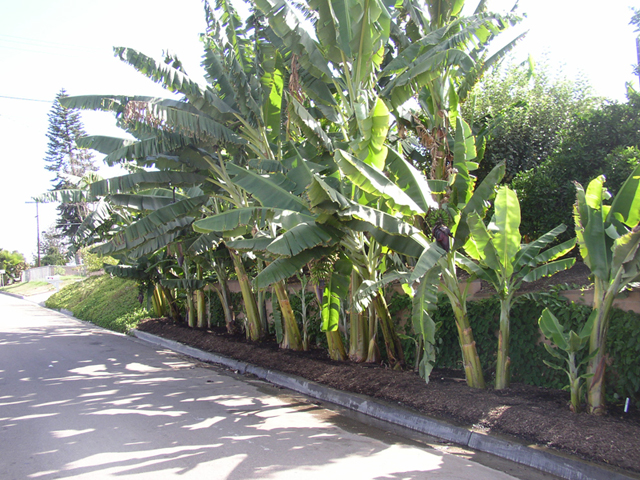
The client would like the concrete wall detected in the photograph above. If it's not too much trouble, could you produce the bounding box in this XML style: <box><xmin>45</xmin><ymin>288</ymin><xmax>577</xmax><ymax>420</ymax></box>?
<box><xmin>21</xmin><ymin>265</ymin><xmax>86</xmax><ymax>282</ymax></box>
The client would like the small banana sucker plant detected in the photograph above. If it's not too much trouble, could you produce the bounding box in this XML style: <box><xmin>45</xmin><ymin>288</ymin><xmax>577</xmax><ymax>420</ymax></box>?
<box><xmin>538</xmin><ymin>308</ymin><xmax>598</xmax><ymax>413</ymax></box>
<box><xmin>573</xmin><ymin>164</ymin><xmax>640</xmax><ymax>414</ymax></box>
<box><xmin>460</xmin><ymin>186</ymin><xmax>576</xmax><ymax>389</ymax></box>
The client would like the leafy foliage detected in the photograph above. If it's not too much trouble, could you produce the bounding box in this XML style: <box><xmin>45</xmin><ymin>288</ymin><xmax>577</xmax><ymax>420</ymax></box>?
<box><xmin>513</xmin><ymin>91</ymin><xmax>640</xmax><ymax>241</ymax></box>
<box><xmin>0</xmin><ymin>249</ymin><xmax>28</xmax><ymax>284</ymax></box>
<box><xmin>463</xmin><ymin>59</ymin><xmax>595</xmax><ymax>183</ymax></box>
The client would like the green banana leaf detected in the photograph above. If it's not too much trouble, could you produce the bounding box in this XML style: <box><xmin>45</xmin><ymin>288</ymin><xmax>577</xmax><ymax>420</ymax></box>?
<box><xmin>108</xmin><ymin>194</ymin><xmax>176</xmax><ymax>211</ymax></box>
<box><xmin>254</xmin><ymin>246</ymin><xmax>335</xmax><ymax>289</ymax></box>
<box><xmin>514</xmin><ymin>224</ymin><xmax>567</xmax><ymax>268</ymax></box>
<box><xmin>227</xmin><ymin>163</ymin><xmax>310</xmax><ymax>213</ymax></box>
<box><xmin>521</xmin><ymin>258</ymin><xmax>576</xmax><ymax>283</ymax></box>
<box><xmin>385</xmin><ymin>148</ymin><xmax>439</xmax><ymax>212</ymax></box>
<box><xmin>120</xmin><ymin>195</ymin><xmax>208</xmax><ymax>243</ymax></box>
<box><xmin>491</xmin><ymin>186</ymin><xmax>521</xmax><ymax>278</ymax></box>
<box><xmin>90</xmin><ymin>171</ymin><xmax>206</xmax><ymax>197</ymax></box>
<box><xmin>334</xmin><ymin>149</ymin><xmax>424</xmax><ymax>215</ymax></box>
<box><xmin>321</xmin><ymin>254</ymin><xmax>352</xmax><ymax>332</ymax></box>
<box><xmin>267</xmin><ymin>222</ymin><xmax>339</xmax><ymax>257</ymax></box>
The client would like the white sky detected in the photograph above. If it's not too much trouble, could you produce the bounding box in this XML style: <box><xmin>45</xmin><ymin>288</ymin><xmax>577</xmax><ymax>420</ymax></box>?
<box><xmin>0</xmin><ymin>0</ymin><xmax>638</xmax><ymax>262</ymax></box>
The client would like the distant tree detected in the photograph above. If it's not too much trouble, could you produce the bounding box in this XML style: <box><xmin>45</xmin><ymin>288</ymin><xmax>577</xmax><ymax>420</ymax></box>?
<box><xmin>513</xmin><ymin>91</ymin><xmax>640</xmax><ymax>241</ymax></box>
<box><xmin>44</xmin><ymin>88</ymin><xmax>98</xmax><ymax>239</ymax></box>
<box><xmin>0</xmin><ymin>249</ymin><xmax>28</xmax><ymax>284</ymax></box>
<box><xmin>38</xmin><ymin>227</ymin><xmax>69</xmax><ymax>266</ymax></box>
<box><xmin>631</xmin><ymin>7</ymin><xmax>640</xmax><ymax>82</ymax></box>
<box><xmin>463</xmin><ymin>58</ymin><xmax>595</xmax><ymax>183</ymax></box>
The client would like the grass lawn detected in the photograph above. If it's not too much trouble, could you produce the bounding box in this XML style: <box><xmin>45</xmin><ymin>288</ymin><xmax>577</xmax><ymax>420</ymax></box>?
<box><xmin>0</xmin><ymin>276</ymin><xmax>84</xmax><ymax>296</ymax></box>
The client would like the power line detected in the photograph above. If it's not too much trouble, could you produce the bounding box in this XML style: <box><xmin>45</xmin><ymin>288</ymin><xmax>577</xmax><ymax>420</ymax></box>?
<box><xmin>0</xmin><ymin>95</ymin><xmax>53</xmax><ymax>103</ymax></box>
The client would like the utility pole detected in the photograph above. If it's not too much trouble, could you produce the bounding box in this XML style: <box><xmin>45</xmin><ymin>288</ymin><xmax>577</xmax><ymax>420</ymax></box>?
<box><xmin>25</xmin><ymin>201</ymin><xmax>41</xmax><ymax>268</ymax></box>
<box><xmin>636</xmin><ymin>37</ymin><xmax>640</xmax><ymax>86</ymax></box>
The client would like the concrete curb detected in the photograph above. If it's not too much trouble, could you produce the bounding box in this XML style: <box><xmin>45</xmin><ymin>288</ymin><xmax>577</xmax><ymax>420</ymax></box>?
<box><xmin>132</xmin><ymin>329</ymin><xmax>636</xmax><ymax>480</ymax></box>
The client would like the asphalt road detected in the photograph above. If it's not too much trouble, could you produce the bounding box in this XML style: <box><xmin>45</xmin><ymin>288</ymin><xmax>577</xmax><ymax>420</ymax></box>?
<box><xmin>0</xmin><ymin>294</ymin><xmax>548</xmax><ymax>479</ymax></box>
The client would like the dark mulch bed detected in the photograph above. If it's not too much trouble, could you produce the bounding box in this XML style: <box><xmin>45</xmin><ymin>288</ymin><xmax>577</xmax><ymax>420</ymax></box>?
<box><xmin>137</xmin><ymin>316</ymin><xmax>640</xmax><ymax>475</ymax></box>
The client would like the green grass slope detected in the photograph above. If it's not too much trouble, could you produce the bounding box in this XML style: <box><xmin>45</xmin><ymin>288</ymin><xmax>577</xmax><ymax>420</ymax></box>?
<box><xmin>45</xmin><ymin>275</ymin><xmax>150</xmax><ymax>333</ymax></box>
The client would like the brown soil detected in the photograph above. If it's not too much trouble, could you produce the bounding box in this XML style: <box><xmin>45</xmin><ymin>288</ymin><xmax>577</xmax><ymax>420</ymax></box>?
<box><xmin>137</xmin><ymin>313</ymin><xmax>640</xmax><ymax>476</ymax></box>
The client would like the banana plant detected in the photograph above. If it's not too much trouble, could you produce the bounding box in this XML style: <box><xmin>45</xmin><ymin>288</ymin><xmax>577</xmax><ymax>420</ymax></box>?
<box><xmin>460</xmin><ymin>186</ymin><xmax>576</xmax><ymax>389</ymax></box>
<box><xmin>539</xmin><ymin>308</ymin><xmax>597</xmax><ymax>413</ymax></box>
<box><xmin>573</xmin><ymin>164</ymin><xmax>640</xmax><ymax>414</ymax></box>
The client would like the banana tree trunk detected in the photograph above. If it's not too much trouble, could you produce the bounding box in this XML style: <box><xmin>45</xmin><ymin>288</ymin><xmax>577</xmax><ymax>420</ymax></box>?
<box><xmin>366</xmin><ymin>305</ymin><xmax>381</xmax><ymax>363</ymax></box>
<box><xmin>441</xmin><ymin>256</ymin><xmax>485</xmax><ymax>388</ymax></box>
<box><xmin>327</xmin><ymin>330</ymin><xmax>348</xmax><ymax>360</ymax></box>
<box><xmin>372</xmin><ymin>293</ymin><xmax>405</xmax><ymax>369</ymax></box>
<box><xmin>228</xmin><ymin>248</ymin><xmax>262</xmax><ymax>341</ymax></box>
<box><xmin>151</xmin><ymin>284</ymin><xmax>167</xmax><ymax>318</ymax></box>
<box><xmin>349</xmin><ymin>271</ymin><xmax>368</xmax><ymax>362</ymax></box>
<box><xmin>495</xmin><ymin>294</ymin><xmax>513</xmax><ymax>390</ymax></box>
<box><xmin>587</xmin><ymin>273</ymin><xmax>622</xmax><ymax>414</ymax></box>
<box><xmin>186</xmin><ymin>292</ymin><xmax>196</xmax><ymax>328</ymax></box>
<box><xmin>273</xmin><ymin>280</ymin><xmax>303</xmax><ymax>351</ymax></box>
<box><xmin>196</xmin><ymin>266</ymin><xmax>206</xmax><ymax>328</ymax></box>
<box><xmin>160</xmin><ymin>285</ymin><xmax>182</xmax><ymax>322</ymax></box>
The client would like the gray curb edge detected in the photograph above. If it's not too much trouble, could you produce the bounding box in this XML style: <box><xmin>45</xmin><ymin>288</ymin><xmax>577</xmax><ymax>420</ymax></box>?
<box><xmin>132</xmin><ymin>329</ymin><xmax>634</xmax><ymax>480</ymax></box>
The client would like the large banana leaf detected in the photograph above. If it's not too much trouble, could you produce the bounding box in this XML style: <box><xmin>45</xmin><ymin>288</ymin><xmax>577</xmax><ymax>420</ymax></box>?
<box><xmin>465</xmin><ymin>212</ymin><xmax>501</xmax><ymax>272</ymax></box>
<box><xmin>267</xmin><ymin>222</ymin><xmax>339</xmax><ymax>257</ymax></box>
<box><xmin>255</xmin><ymin>0</ymin><xmax>334</xmax><ymax>80</ymax></box>
<box><xmin>321</xmin><ymin>254</ymin><xmax>352</xmax><ymax>332</ymax></box>
<box><xmin>450</xmin><ymin>117</ymin><xmax>478</xmax><ymax>208</ymax></box>
<box><xmin>352</xmin><ymin>271</ymin><xmax>410</xmax><ymax>312</ymax></box>
<box><xmin>64</xmin><ymin>94</ymin><xmax>246</xmax><ymax>146</ymax></box>
<box><xmin>352</xmin><ymin>97</ymin><xmax>390</xmax><ymax>170</ymax></box>
<box><xmin>187</xmin><ymin>232</ymin><xmax>222</xmax><ymax>255</ymax></box>
<box><xmin>345</xmin><ymin>219</ymin><xmax>427</xmax><ymax>258</ymax></box>
<box><xmin>193</xmin><ymin>207</ymin><xmax>276</xmax><ymax>234</ymax></box>
<box><xmin>522</xmin><ymin>258</ymin><xmax>576</xmax><ymax>283</ymax></box>
<box><xmin>490</xmin><ymin>186</ymin><xmax>521</xmax><ymax>277</ymax></box>
<box><xmin>77</xmin><ymin>136</ymin><xmax>174</xmax><ymax>166</ymax></box>
<box><xmin>412</xmin><ymin>265</ymin><xmax>442</xmax><ymax>381</ymax></box>
<box><xmin>532</xmin><ymin>237</ymin><xmax>577</xmax><ymax>265</ymax></box>
<box><xmin>109</xmin><ymin>194</ymin><xmax>176</xmax><ymax>211</ymax></box>
<box><xmin>104</xmin><ymin>264</ymin><xmax>152</xmax><ymax>280</ymax></box>
<box><xmin>385</xmin><ymin>148</ymin><xmax>439</xmax><ymax>211</ymax></box>
<box><xmin>115</xmin><ymin>47</ymin><xmax>241</xmax><ymax>119</ymax></box>
<box><xmin>226</xmin><ymin>237</ymin><xmax>276</xmax><ymax>252</ymax></box>
<box><xmin>611</xmin><ymin>226</ymin><xmax>640</xmax><ymax>284</ymax></box>
<box><xmin>90</xmin><ymin>171</ymin><xmax>206</xmax><ymax>197</ymax></box>
<box><xmin>409</xmin><ymin>241</ymin><xmax>445</xmax><ymax>283</ymax></box>
<box><xmin>339</xmin><ymin>204</ymin><xmax>420</xmax><ymax>237</ymax></box>
<box><xmin>608</xmin><ymin>162</ymin><xmax>640</xmax><ymax>228</ymax></box>
<box><xmin>578</xmin><ymin>176</ymin><xmax>610</xmax><ymax>280</ymax></box>
<box><xmin>452</xmin><ymin>162</ymin><xmax>505</xmax><ymax>249</ymax></box>
<box><xmin>514</xmin><ymin>224</ymin><xmax>567</xmax><ymax>268</ymax></box>
<box><xmin>227</xmin><ymin>163</ymin><xmax>310</xmax><ymax>213</ymax></box>
<box><xmin>334</xmin><ymin>149</ymin><xmax>424</xmax><ymax>215</ymax></box>
<box><xmin>93</xmin><ymin>218</ymin><xmax>191</xmax><ymax>255</ymax></box>
<box><xmin>35</xmin><ymin>189</ymin><xmax>90</xmax><ymax>204</ymax></box>
<box><xmin>288</xmin><ymin>97</ymin><xmax>333</xmax><ymax>151</ymax></box>
<box><xmin>117</xmin><ymin>195</ymin><xmax>208</xmax><ymax>244</ymax></box>
<box><xmin>254</xmin><ymin>246</ymin><xmax>335</xmax><ymax>289</ymax></box>
<box><xmin>306</xmin><ymin>176</ymin><xmax>353</xmax><ymax>212</ymax></box>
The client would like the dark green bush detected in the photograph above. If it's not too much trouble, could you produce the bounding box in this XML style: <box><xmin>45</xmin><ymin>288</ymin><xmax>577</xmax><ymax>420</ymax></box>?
<box><xmin>392</xmin><ymin>287</ymin><xmax>640</xmax><ymax>406</ymax></box>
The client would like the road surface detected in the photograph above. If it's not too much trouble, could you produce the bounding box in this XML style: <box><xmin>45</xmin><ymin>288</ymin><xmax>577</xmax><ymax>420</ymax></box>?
<box><xmin>0</xmin><ymin>294</ymin><xmax>553</xmax><ymax>479</ymax></box>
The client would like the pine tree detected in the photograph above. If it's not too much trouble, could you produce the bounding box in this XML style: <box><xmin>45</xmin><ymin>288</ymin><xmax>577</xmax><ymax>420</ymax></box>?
<box><xmin>44</xmin><ymin>88</ymin><xmax>98</xmax><ymax>239</ymax></box>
